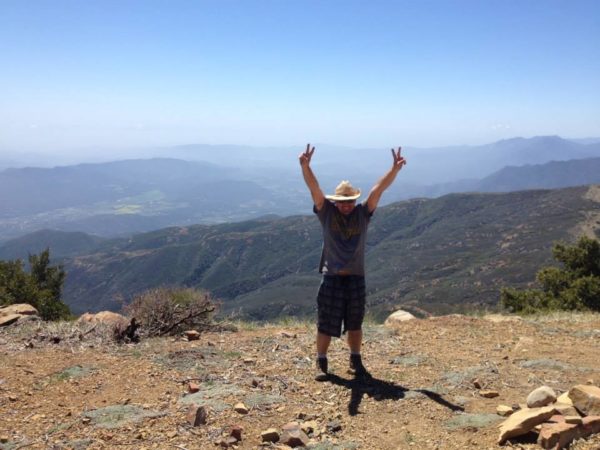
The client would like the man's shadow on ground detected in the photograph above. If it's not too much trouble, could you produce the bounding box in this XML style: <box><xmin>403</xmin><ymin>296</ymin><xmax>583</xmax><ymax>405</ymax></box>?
<box><xmin>326</xmin><ymin>373</ymin><xmax>465</xmax><ymax>416</ymax></box>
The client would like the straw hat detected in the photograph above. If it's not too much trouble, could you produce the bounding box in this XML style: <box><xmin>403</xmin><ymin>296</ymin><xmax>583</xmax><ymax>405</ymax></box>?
<box><xmin>325</xmin><ymin>180</ymin><xmax>361</xmax><ymax>201</ymax></box>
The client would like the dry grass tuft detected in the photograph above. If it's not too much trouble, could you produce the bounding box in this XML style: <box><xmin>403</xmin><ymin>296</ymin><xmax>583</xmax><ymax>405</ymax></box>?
<box><xmin>0</xmin><ymin>319</ymin><xmax>126</xmax><ymax>352</ymax></box>
<box><xmin>523</xmin><ymin>310</ymin><xmax>600</xmax><ymax>324</ymax></box>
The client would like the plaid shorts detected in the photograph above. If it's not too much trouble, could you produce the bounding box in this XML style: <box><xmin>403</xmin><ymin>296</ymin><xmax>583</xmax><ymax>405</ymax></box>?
<box><xmin>317</xmin><ymin>275</ymin><xmax>366</xmax><ymax>338</ymax></box>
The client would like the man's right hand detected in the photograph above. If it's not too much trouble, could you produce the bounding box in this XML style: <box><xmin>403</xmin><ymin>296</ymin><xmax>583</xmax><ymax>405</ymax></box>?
<box><xmin>299</xmin><ymin>143</ymin><xmax>315</xmax><ymax>167</ymax></box>
<box><xmin>299</xmin><ymin>143</ymin><xmax>325</xmax><ymax>210</ymax></box>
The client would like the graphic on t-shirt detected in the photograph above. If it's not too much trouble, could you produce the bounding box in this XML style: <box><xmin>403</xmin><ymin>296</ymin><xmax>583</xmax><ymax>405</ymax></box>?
<box><xmin>330</xmin><ymin>210</ymin><xmax>361</xmax><ymax>240</ymax></box>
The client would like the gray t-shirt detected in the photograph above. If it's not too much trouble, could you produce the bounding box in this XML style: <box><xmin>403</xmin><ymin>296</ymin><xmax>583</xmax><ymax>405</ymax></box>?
<box><xmin>314</xmin><ymin>200</ymin><xmax>372</xmax><ymax>275</ymax></box>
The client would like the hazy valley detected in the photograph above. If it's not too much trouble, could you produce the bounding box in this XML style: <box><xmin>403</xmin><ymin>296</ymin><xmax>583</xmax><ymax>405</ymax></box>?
<box><xmin>2</xmin><ymin>136</ymin><xmax>600</xmax><ymax>243</ymax></box>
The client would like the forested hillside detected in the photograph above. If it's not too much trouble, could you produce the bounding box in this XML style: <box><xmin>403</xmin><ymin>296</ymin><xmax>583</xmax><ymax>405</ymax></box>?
<box><xmin>4</xmin><ymin>185</ymin><xmax>598</xmax><ymax>320</ymax></box>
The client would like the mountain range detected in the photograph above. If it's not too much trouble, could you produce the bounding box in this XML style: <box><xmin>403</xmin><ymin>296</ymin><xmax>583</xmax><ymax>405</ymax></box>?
<box><xmin>2</xmin><ymin>184</ymin><xmax>599</xmax><ymax>321</ymax></box>
<box><xmin>2</xmin><ymin>136</ymin><xmax>600</xmax><ymax>243</ymax></box>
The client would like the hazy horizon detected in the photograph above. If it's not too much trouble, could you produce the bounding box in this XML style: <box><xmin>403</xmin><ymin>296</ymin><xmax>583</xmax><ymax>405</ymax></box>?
<box><xmin>1</xmin><ymin>0</ymin><xmax>599</xmax><ymax>158</ymax></box>
<box><xmin>2</xmin><ymin>132</ymin><xmax>598</xmax><ymax>168</ymax></box>
<box><xmin>1</xmin><ymin>134</ymin><xmax>599</xmax><ymax>170</ymax></box>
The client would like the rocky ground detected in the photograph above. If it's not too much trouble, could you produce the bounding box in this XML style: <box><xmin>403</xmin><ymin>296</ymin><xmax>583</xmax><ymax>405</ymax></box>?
<box><xmin>1</xmin><ymin>313</ymin><xmax>600</xmax><ymax>450</ymax></box>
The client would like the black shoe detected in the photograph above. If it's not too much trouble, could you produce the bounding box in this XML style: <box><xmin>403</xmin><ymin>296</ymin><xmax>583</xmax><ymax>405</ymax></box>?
<box><xmin>349</xmin><ymin>354</ymin><xmax>372</xmax><ymax>380</ymax></box>
<box><xmin>315</xmin><ymin>356</ymin><xmax>329</xmax><ymax>381</ymax></box>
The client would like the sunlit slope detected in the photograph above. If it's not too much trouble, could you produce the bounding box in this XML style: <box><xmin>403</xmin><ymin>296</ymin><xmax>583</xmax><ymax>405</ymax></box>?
<box><xmin>47</xmin><ymin>185</ymin><xmax>600</xmax><ymax>319</ymax></box>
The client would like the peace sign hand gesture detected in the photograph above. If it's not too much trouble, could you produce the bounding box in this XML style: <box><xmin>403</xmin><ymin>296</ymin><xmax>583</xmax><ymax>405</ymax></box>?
<box><xmin>299</xmin><ymin>143</ymin><xmax>315</xmax><ymax>167</ymax></box>
<box><xmin>391</xmin><ymin>147</ymin><xmax>407</xmax><ymax>171</ymax></box>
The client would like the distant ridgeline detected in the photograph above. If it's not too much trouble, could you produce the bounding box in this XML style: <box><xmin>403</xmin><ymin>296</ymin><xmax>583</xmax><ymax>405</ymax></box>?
<box><xmin>2</xmin><ymin>185</ymin><xmax>599</xmax><ymax>321</ymax></box>
<box><xmin>2</xmin><ymin>136</ymin><xmax>600</xmax><ymax>243</ymax></box>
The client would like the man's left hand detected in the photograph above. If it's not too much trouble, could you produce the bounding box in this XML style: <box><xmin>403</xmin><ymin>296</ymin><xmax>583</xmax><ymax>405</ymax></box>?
<box><xmin>391</xmin><ymin>147</ymin><xmax>407</xmax><ymax>171</ymax></box>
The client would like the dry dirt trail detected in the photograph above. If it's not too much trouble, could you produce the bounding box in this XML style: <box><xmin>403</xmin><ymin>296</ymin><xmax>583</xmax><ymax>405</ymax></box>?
<box><xmin>1</xmin><ymin>313</ymin><xmax>600</xmax><ymax>449</ymax></box>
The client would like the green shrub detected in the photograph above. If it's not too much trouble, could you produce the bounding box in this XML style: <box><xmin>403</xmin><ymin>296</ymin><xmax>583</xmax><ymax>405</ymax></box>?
<box><xmin>0</xmin><ymin>248</ymin><xmax>70</xmax><ymax>320</ymax></box>
<box><xmin>124</xmin><ymin>287</ymin><xmax>217</xmax><ymax>336</ymax></box>
<box><xmin>501</xmin><ymin>236</ymin><xmax>600</xmax><ymax>314</ymax></box>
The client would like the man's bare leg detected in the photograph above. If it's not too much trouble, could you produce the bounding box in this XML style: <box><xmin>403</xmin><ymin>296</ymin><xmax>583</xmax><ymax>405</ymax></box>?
<box><xmin>317</xmin><ymin>331</ymin><xmax>332</xmax><ymax>355</ymax></box>
<box><xmin>347</xmin><ymin>329</ymin><xmax>362</xmax><ymax>353</ymax></box>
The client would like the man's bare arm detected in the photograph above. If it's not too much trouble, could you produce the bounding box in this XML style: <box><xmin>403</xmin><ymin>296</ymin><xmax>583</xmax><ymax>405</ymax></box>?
<box><xmin>299</xmin><ymin>143</ymin><xmax>325</xmax><ymax>211</ymax></box>
<box><xmin>366</xmin><ymin>147</ymin><xmax>407</xmax><ymax>213</ymax></box>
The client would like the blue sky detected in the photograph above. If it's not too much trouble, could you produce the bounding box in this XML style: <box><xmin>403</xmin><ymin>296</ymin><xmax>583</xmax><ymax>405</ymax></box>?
<box><xmin>1</xmin><ymin>0</ymin><xmax>599</xmax><ymax>153</ymax></box>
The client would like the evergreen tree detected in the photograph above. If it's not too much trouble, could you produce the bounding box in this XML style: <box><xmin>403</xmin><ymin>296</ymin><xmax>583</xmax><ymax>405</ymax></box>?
<box><xmin>501</xmin><ymin>236</ymin><xmax>600</xmax><ymax>314</ymax></box>
<box><xmin>0</xmin><ymin>248</ymin><xmax>70</xmax><ymax>320</ymax></box>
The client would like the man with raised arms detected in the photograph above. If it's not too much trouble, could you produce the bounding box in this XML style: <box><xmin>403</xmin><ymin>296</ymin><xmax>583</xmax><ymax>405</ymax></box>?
<box><xmin>299</xmin><ymin>144</ymin><xmax>407</xmax><ymax>380</ymax></box>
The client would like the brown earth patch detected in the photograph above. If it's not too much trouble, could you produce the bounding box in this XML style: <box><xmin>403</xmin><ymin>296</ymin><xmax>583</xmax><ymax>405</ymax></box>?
<box><xmin>1</xmin><ymin>313</ymin><xmax>600</xmax><ymax>449</ymax></box>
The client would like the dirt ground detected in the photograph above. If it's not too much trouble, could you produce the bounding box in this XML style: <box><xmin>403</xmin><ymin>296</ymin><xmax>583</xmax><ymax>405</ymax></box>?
<box><xmin>1</xmin><ymin>313</ymin><xmax>600</xmax><ymax>450</ymax></box>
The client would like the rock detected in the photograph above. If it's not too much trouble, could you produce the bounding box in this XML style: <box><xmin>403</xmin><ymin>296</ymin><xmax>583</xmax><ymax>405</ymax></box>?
<box><xmin>472</xmin><ymin>378</ymin><xmax>482</xmax><ymax>389</ymax></box>
<box><xmin>186</xmin><ymin>404</ymin><xmax>208</xmax><ymax>426</ymax></box>
<box><xmin>479</xmin><ymin>390</ymin><xmax>499</xmax><ymax>398</ymax></box>
<box><xmin>582</xmin><ymin>416</ymin><xmax>600</xmax><ymax>434</ymax></box>
<box><xmin>557</xmin><ymin>392</ymin><xmax>574</xmax><ymax>405</ymax></box>
<box><xmin>548</xmin><ymin>414</ymin><xmax>566</xmax><ymax>423</ymax></box>
<box><xmin>301</xmin><ymin>420</ymin><xmax>318</xmax><ymax>434</ymax></box>
<box><xmin>260</xmin><ymin>428</ymin><xmax>280</xmax><ymax>443</ymax></box>
<box><xmin>538</xmin><ymin>416</ymin><xmax>600</xmax><ymax>449</ymax></box>
<box><xmin>0</xmin><ymin>314</ymin><xmax>21</xmax><ymax>327</ymax></box>
<box><xmin>527</xmin><ymin>386</ymin><xmax>557</xmax><ymax>408</ymax></box>
<box><xmin>0</xmin><ymin>303</ymin><xmax>38</xmax><ymax>316</ymax></box>
<box><xmin>0</xmin><ymin>304</ymin><xmax>39</xmax><ymax>327</ymax></box>
<box><xmin>77</xmin><ymin>311</ymin><xmax>128</xmax><ymax>327</ymax></box>
<box><xmin>234</xmin><ymin>402</ymin><xmax>248</xmax><ymax>414</ymax></box>
<box><xmin>217</xmin><ymin>436</ymin><xmax>238</xmax><ymax>448</ymax></box>
<box><xmin>569</xmin><ymin>385</ymin><xmax>600</xmax><ymax>416</ymax></box>
<box><xmin>188</xmin><ymin>382</ymin><xmax>200</xmax><ymax>393</ymax></box>
<box><xmin>280</xmin><ymin>427</ymin><xmax>310</xmax><ymax>447</ymax></box>
<box><xmin>0</xmin><ymin>435</ymin><xmax>9</xmax><ymax>443</ymax></box>
<box><xmin>282</xmin><ymin>421</ymin><xmax>300</xmax><ymax>431</ymax></box>
<box><xmin>184</xmin><ymin>330</ymin><xmax>200</xmax><ymax>341</ymax></box>
<box><xmin>327</xmin><ymin>420</ymin><xmax>342</xmax><ymax>432</ymax></box>
<box><xmin>384</xmin><ymin>310</ymin><xmax>416</xmax><ymax>327</ymax></box>
<box><xmin>496</xmin><ymin>405</ymin><xmax>513</xmax><ymax>417</ymax></box>
<box><xmin>497</xmin><ymin>405</ymin><xmax>556</xmax><ymax>444</ymax></box>
<box><xmin>553</xmin><ymin>402</ymin><xmax>580</xmax><ymax>417</ymax></box>
<box><xmin>280</xmin><ymin>422</ymin><xmax>309</xmax><ymax>447</ymax></box>
<box><xmin>538</xmin><ymin>421</ymin><xmax>579</xmax><ymax>449</ymax></box>
<box><xmin>83</xmin><ymin>405</ymin><xmax>164</xmax><ymax>428</ymax></box>
<box><xmin>483</xmin><ymin>314</ymin><xmax>522</xmax><ymax>323</ymax></box>
<box><xmin>565</xmin><ymin>416</ymin><xmax>583</xmax><ymax>425</ymax></box>
<box><xmin>230</xmin><ymin>424</ymin><xmax>243</xmax><ymax>441</ymax></box>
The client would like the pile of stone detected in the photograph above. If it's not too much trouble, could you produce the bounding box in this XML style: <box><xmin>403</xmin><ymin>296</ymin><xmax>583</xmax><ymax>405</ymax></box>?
<box><xmin>0</xmin><ymin>304</ymin><xmax>39</xmax><ymax>327</ymax></box>
<box><xmin>497</xmin><ymin>384</ymin><xmax>600</xmax><ymax>449</ymax></box>
<box><xmin>185</xmin><ymin>402</ymin><xmax>338</xmax><ymax>448</ymax></box>
<box><xmin>260</xmin><ymin>421</ymin><xmax>313</xmax><ymax>448</ymax></box>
